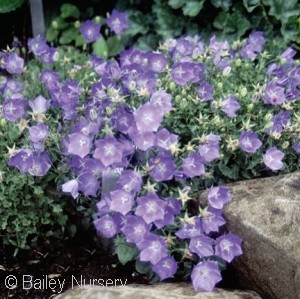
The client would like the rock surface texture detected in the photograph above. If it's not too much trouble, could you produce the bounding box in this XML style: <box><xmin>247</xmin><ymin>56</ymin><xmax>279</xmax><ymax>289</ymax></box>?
<box><xmin>54</xmin><ymin>282</ymin><xmax>261</xmax><ymax>299</ymax></box>
<box><xmin>204</xmin><ymin>172</ymin><xmax>300</xmax><ymax>299</ymax></box>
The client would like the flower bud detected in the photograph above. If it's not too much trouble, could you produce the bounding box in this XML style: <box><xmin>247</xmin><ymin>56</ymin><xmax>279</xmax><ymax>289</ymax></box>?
<box><xmin>239</xmin><ymin>87</ymin><xmax>247</xmax><ymax>97</ymax></box>
<box><xmin>264</xmin><ymin>113</ymin><xmax>272</xmax><ymax>121</ymax></box>
<box><xmin>0</xmin><ymin>118</ymin><xmax>6</xmax><ymax>128</ymax></box>
<box><xmin>282</xmin><ymin>141</ymin><xmax>289</xmax><ymax>149</ymax></box>
<box><xmin>217</xmin><ymin>82</ymin><xmax>223</xmax><ymax>89</ymax></box>
<box><xmin>52</xmin><ymin>20</ymin><xmax>59</xmax><ymax>29</ymax></box>
<box><xmin>94</xmin><ymin>16</ymin><xmax>102</xmax><ymax>24</ymax></box>
<box><xmin>222</xmin><ymin>66</ymin><xmax>231</xmax><ymax>77</ymax></box>
<box><xmin>235</xmin><ymin>58</ymin><xmax>242</xmax><ymax>67</ymax></box>
<box><xmin>247</xmin><ymin>103</ymin><xmax>254</xmax><ymax>111</ymax></box>
<box><xmin>169</xmin><ymin>82</ymin><xmax>176</xmax><ymax>91</ymax></box>
<box><xmin>74</xmin><ymin>21</ymin><xmax>80</xmax><ymax>29</ymax></box>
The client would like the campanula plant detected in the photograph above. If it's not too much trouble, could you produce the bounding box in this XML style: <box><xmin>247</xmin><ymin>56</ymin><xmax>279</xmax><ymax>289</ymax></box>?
<box><xmin>0</xmin><ymin>30</ymin><xmax>299</xmax><ymax>290</ymax></box>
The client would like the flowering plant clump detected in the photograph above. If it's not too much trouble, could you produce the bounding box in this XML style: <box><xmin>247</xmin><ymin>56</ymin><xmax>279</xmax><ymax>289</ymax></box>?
<box><xmin>0</xmin><ymin>31</ymin><xmax>299</xmax><ymax>289</ymax></box>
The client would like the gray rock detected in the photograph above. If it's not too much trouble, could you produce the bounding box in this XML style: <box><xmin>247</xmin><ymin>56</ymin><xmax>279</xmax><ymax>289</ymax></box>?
<box><xmin>54</xmin><ymin>282</ymin><xmax>261</xmax><ymax>299</ymax></box>
<box><xmin>199</xmin><ymin>172</ymin><xmax>300</xmax><ymax>299</ymax></box>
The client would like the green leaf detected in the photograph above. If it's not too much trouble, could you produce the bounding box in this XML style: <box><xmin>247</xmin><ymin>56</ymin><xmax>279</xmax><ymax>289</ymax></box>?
<box><xmin>0</xmin><ymin>0</ymin><xmax>24</xmax><ymax>13</ymax></box>
<box><xmin>75</xmin><ymin>35</ymin><xmax>85</xmax><ymax>47</ymax></box>
<box><xmin>46</xmin><ymin>27</ymin><xmax>59</xmax><ymax>42</ymax></box>
<box><xmin>59</xmin><ymin>28</ymin><xmax>77</xmax><ymax>45</ymax></box>
<box><xmin>218</xmin><ymin>162</ymin><xmax>239</xmax><ymax>180</ymax></box>
<box><xmin>262</xmin><ymin>0</ymin><xmax>300</xmax><ymax>22</ymax></box>
<box><xmin>243</xmin><ymin>0</ymin><xmax>261</xmax><ymax>12</ymax></box>
<box><xmin>51</xmin><ymin>17</ymin><xmax>69</xmax><ymax>30</ymax></box>
<box><xmin>60</xmin><ymin>3</ymin><xmax>80</xmax><ymax>19</ymax></box>
<box><xmin>135</xmin><ymin>260</ymin><xmax>152</xmax><ymax>274</ymax></box>
<box><xmin>211</xmin><ymin>0</ymin><xmax>232</xmax><ymax>12</ymax></box>
<box><xmin>168</xmin><ymin>0</ymin><xmax>185</xmax><ymax>9</ymax></box>
<box><xmin>182</xmin><ymin>1</ymin><xmax>205</xmax><ymax>17</ymax></box>
<box><xmin>114</xmin><ymin>237</ymin><xmax>138</xmax><ymax>265</ymax></box>
<box><xmin>124</xmin><ymin>10</ymin><xmax>150</xmax><ymax>36</ymax></box>
<box><xmin>93</xmin><ymin>38</ymin><xmax>108</xmax><ymax>59</ymax></box>
<box><xmin>107</xmin><ymin>36</ymin><xmax>124</xmax><ymax>57</ymax></box>
<box><xmin>281</xmin><ymin>16</ymin><xmax>300</xmax><ymax>43</ymax></box>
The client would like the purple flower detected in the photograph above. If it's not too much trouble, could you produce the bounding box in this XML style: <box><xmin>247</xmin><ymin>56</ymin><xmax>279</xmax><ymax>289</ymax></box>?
<box><xmin>80</xmin><ymin>20</ymin><xmax>101</xmax><ymax>43</ymax></box>
<box><xmin>248</xmin><ymin>31</ymin><xmax>266</xmax><ymax>52</ymax></box>
<box><xmin>116</xmin><ymin>170</ymin><xmax>142</xmax><ymax>194</ymax></box>
<box><xmin>239</xmin><ymin>131</ymin><xmax>262</xmax><ymax>153</ymax></box>
<box><xmin>133</xmin><ymin>132</ymin><xmax>156</xmax><ymax>151</ymax></box>
<box><xmin>134</xmin><ymin>103</ymin><xmax>163</xmax><ymax>133</ymax></box>
<box><xmin>191</xmin><ymin>261</ymin><xmax>222</xmax><ymax>291</ymax></box>
<box><xmin>93</xmin><ymin>136</ymin><xmax>124</xmax><ymax>167</ymax></box>
<box><xmin>121</xmin><ymin>215</ymin><xmax>150</xmax><ymax>244</ymax></box>
<box><xmin>135</xmin><ymin>192</ymin><xmax>166</xmax><ymax>224</ymax></box>
<box><xmin>171</xmin><ymin>62</ymin><xmax>203</xmax><ymax>85</ymax></box>
<box><xmin>62</xmin><ymin>179</ymin><xmax>79</xmax><ymax>199</ymax></box>
<box><xmin>264</xmin><ymin>81</ymin><xmax>286</xmax><ymax>105</ymax></box>
<box><xmin>109</xmin><ymin>189</ymin><xmax>134</xmax><ymax>215</ymax></box>
<box><xmin>150</xmin><ymin>90</ymin><xmax>172</xmax><ymax>114</ymax></box>
<box><xmin>94</xmin><ymin>214</ymin><xmax>117</xmax><ymax>238</ymax></box>
<box><xmin>293</xmin><ymin>142</ymin><xmax>300</xmax><ymax>153</ymax></box>
<box><xmin>8</xmin><ymin>149</ymin><xmax>34</xmax><ymax>173</ymax></box>
<box><xmin>221</xmin><ymin>96</ymin><xmax>241</xmax><ymax>117</ymax></box>
<box><xmin>139</xmin><ymin>234</ymin><xmax>168</xmax><ymax>265</ymax></box>
<box><xmin>175</xmin><ymin>218</ymin><xmax>203</xmax><ymax>239</ymax></box>
<box><xmin>153</xmin><ymin>256</ymin><xmax>178</xmax><ymax>280</ymax></box>
<box><xmin>29</xmin><ymin>96</ymin><xmax>51</xmax><ymax>114</ymax></box>
<box><xmin>28</xmin><ymin>152</ymin><xmax>51</xmax><ymax>176</ymax></box>
<box><xmin>198</xmin><ymin>142</ymin><xmax>220</xmax><ymax>163</ymax></box>
<box><xmin>201</xmin><ymin>207</ymin><xmax>226</xmax><ymax>234</ymax></box>
<box><xmin>2</xmin><ymin>98</ymin><xmax>26</xmax><ymax>122</ymax></box>
<box><xmin>78</xmin><ymin>173</ymin><xmax>100</xmax><ymax>197</ymax></box>
<box><xmin>29</xmin><ymin>123</ymin><xmax>48</xmax><ymax>143</ymax></box>
<box><xmin>66</xmin><ymin>132</ymin><xmax>92</xmax><ymax>159</ymax></box>
<box><xmin>146</xmin><ymin>53</ymin><xmax>167</xmax><ymax>73</ymax></box>
<box><xmin>263</xmin><ymin>147</ymin><xmax>285</xmax><ymax>171</ymax></box>
<box><xmin>106</xmin><ymin>10</ymin><xmax>129</xmax><ymax>35</ymax></box>
<box><xmin>189</xmin><ymin>235</ymin><xmax>214</xmax><ymax>258</ymax></box>
<box><xmin>40</xmin><ymin>70</ymin><xmax>60</xmax><ymax>91</ymax></box>
<box><xmin>149</xmin><ymin>154</ymin><xmax>176</xmax><ymax>182</ymax></box>
<box><xmin>196</xmin><ymin>82</ymin><xmax>214</xmax><ymax>101</ymax></box>
<box><xmin>155</xmin><ymin>129</ymin><xmax>178</xmax><ymax>152</ymax></box>
<box><xmin>4</xmin><ymin>52</ymin><xmax>24</xmax><ymax>74</ymax></box>
<box><xmin>182</xmin><ymin>153</ymin><xmax>205</xmax><ymax>178</ymax></box>
<box><xmin>215</xmin><ymin>233</ymin><xmax>243</xmax><ymax>262</ymax></box>
<box><xmin>208</xmin><ymin>186</ymin><xmax>231</xmax><ymax>210</ymax></box>
<box><xmin>28</xmin><ymin>35</ymin><xmax>48</xmax><ymax>57</ymax></box>
<box><xmin>115</xmin><ymin>111</ymin><xmax>135</xmax><ymax>134</ymax></box>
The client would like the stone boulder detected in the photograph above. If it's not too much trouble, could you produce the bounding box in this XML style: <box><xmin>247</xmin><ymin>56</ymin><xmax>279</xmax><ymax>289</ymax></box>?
<box><xmin>54</xmin><ymin>282</ymin><xmax>261</xmax><ymax>299</ymax></box>
<box><xmin>199</xmin><ymin>172</ymin><xmax>300</xmax><ymax>299</ymax></box>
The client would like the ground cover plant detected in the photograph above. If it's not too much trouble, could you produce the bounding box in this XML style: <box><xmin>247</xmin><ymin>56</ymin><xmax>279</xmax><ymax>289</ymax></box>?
<box><xmin>0</xmin><ymin>29</ymin><xmax>299</xmax><ymax>291</ymax></box>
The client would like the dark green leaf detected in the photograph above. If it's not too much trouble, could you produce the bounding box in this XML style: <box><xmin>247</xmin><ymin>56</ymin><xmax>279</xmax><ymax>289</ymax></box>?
<box><xmin>211</xmin><ymin>0</ymin><xmax>232</xmax><ymax>11</ymax></box>
<box><xmin>114</xmin><ymin>237</ymin><xmax>138</xmax><ymax>265</ymax></box>
<box><xmin>168</xmin><ymin>0</ymin><xmax>185</xmax><ymax>9</ymax></box>
<box><xmin>182</xmin><ymin>1</ymin><xmax>205</xmax><ymax>17</ymax></box>
<box><xmin>243</xmin><ymin>0</ymin><xmax>261</xmax><ymax>12</ymax></box>
<box><xmin>60</xmin><ymin>3</ymin><xmax>80</xmax><ymax>19</ymax></box>
<box><xmin>107</xmin><ymin>36</ymin><xmax>124</xmax><ymax>57</ymax></box>
<box><xmin>0</xmin><ymin>0</ymin><xmax>24</xmax><ymax>13</ymax></box>
<box><xmin>93</xmin><ymin>38</ymin><xmax>108</xmax><ymax>59</ymax></box>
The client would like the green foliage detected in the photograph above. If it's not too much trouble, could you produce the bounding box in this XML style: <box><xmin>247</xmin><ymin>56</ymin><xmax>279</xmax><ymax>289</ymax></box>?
<box><xmin>0</xmin><ymin>0</ymin><xmax>25</xmax><ymax>13</ymax></box>
<box><xmin>114</xmin><ymin>236</ymin><xmax>138</xmax><ymax>265</ymax></box>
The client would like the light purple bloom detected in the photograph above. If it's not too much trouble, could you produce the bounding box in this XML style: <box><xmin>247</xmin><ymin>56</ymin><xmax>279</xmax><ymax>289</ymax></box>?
<box><xmin>8</xmin><ymin>149</ymin><xmax>34</xmax><ymax>173</ymax></box>
<box><xmin>155</xmin><ymin>128</ymin><xmax>178</xmax><ymax>152</ymax></box>
<box><xmin>135</xmin><ymin>192</ymin><xmax>166</xmax><ymax>224</ymax></box>
<box><xmin>80</xmin><ymin>20</ymin><xmax>101</xmax><ymax>43</ymax></box>
<box><xmin>29</xmin><ymin>95</ymin><xmax>51</xmax><ymax>114</ymax></box>
<box><xmin>150</xmin><ymin>90</ymin><xmax>172</xmax><ymax>114</ymax></box>
<box><xmin>62</xmin><ymin>179</ymin><xmax>79</xmax><ymax>199</ymax></box>
<box><xmin>264</xmin><ymin>81</ymin><xmax>286</xmax><ymax>105</ymax></box>
<box><xmin>139</xmin><ymin>234</ymin><xmax>168</xmax><ymax>265</ymax></box>
<box><xmin>263</xmin><ymin>147</ymin><xmax>285</xmax><ymax>171</ymax></box>
<box><xmin>133</xmin><ymin>131</ymin><xmax>156</xmax><ymax>151</ymax></box>
<box><xmin>196</xmin><ymin>82</ymin><xmax>214</xmax><ymax>101</ymax></box>
<box><xmin>215</xmin><ymin>233</ymin><xmax>243</xmax><ymax>262</ymax></box>
<box><xmin>78</xmin><ymin>173</ymin><xmax>100</xmax><ymax>197</ymax></box>
<box><xmin>121</xmin><ymin>215</ymin><xmax>150</xmax><ymax>244</ymax></box>
<box><xmin>189</xmin><ymin>235</ymin><xmax>214</xmax><ymax>257</ymax></box>
<box><xmin>93</xmin><ymin>136</ymin><xmax>124</xmax><ymax>167</ymax></box>
<box><xmin>191</xmin><ymin>261</ymin><xmax>222</xmax><ymax>291</ymax></box>
<box><xmin>106</xmin><ymin>9</ymin><xmax>129</xmax><ymax>35</ymax></box>
<box><xmin>198</xmin><ymin>142</ymin><xmax>220</xmax><ymax>163</ymax></box>
<box><xmin>116</xmin><ymin>170</ymin><xmax>142</xmax><ymax>194</ymax></box>
<box><xmin>153</xmin><ymin>256</ymin><xmax>178</xmax><ymax>280</ymax></box>
<box><xmin>94</xmin><ymin>214</ymin><xmax>117</xmax><ymax>238</ymax></box>
<box><xmin>28</xmin><ymin>152</ymin><xmax>51</xmax><ymax>176</ymax></box>
<box><xmin>239</xmin><ymin>131</ymin><xmax>262</xmax><ymax>153</ymax></box>
<box><xmin>66</xmin><ymin>132</ymin><xmax>92</xmax><ymax>159</ymax></box>
<box><xmin>29</xmin><ymin>123</ymin><xmax>48</xmax><ymax>143</ymax></box>
<box><xmin>171</xmin><ymin>62</ymin><xmax>203</xmax><ymax>85</ymax></box>
<box><xmin>207</xmin><ymin>186</ymin><xmax>231</xmax><ymax>210</ymax></box>
<box><xmin>146</xmin><ymin>53</ymin><xmax>167</xmax><ymax>73</ymax></box>
<box><xmin>175</xmin><ymin>218</ymin><xmax>203</xmax><ymax>239</ymax></box>
<box><xmin>201</xmin><ymin>207</ymin><xmax>226</xmax><ymax>234</ymax></box>
<box><xmin>221</xmin><ymin>96</ymin><xmax>241</xmax><ymax>117</ymax></box>
<box><xmin>134</xmin><ymin>102</ymin><xmax>163</xmax><ymax>133</ymax></box>
<box><xmin>109</xmin><ymin>189</ymin><xmax>134</xmax><ymax>215</ymax></box>
<box><xmin>293</xmin><ymin>142</ymin><xmax>300</xmax><ymax>153</ymax></box>
<box><xmin>149</xmin><ymin>155</ymin><xmax>176</xmax><ymax>182</ymax></box>
<box><xmin>182</xmin><ymin>153</ymin><xmax>205</xmax><ymax>178</ymax></box>
<box><xmin>5</xmin><ymin>52</ymin><xmax>24</xmax><ymax>74</ymax></box>
<box><xmin>2</xmin><ymin>98</ymin><xmax>26</xmax><ymax>122</ymax></box>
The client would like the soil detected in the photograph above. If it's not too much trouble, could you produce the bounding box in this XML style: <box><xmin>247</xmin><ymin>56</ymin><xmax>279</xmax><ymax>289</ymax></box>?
<box><xmin>0</xmin><ymin>228</ymin><xmax>240</xmax><ymax>299</ymax></box>
<box><xmin>0</xmin><ymin>232</ymin><xmax>149</xmax><ymax>299</ymax></box>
